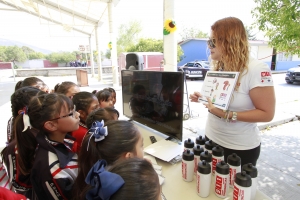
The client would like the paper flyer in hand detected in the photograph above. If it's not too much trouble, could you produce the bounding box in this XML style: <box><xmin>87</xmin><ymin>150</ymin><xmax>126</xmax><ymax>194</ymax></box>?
<box><xmin>198</xmin><ymin>71</ymin><xmax>239</xmax><ymax>110</ymax></box>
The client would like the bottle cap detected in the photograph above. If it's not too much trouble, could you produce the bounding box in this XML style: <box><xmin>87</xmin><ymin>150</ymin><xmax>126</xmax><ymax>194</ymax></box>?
<box><xmin>184</xmin><ymin>138</ymin><xmax>194</xmax><ymax>148</ymax></box>
<box><xmin>212</xmin><ymin>145</ymin><xmax>224</xmax><ymax>157</ymax></box>
<box><xmin>195</xmin><ymin>135</ymin><xmax>206</xmax><ymax>145</ymax></box>
<box><xmin>204</xmin><ymin>140</ymin><xmax>215</xmax><ymax>150</ymax></box>
<box><xmin>198</xmin><ymin>160</ymin><xmax>211</xmax><ymax>174</ymax></box>
<box><xmin>216</xmin><ymin>161</ymin><xmax>229</xmax><ymax>175</ymax></box>
<box><xmin>235</xmin><ymin>171</ymin><xmax>252</xmax><ymax>187</ymax></box>
<box><xmin>193</xmin><ymin>145</ymin><xmax>204</xmax><ymax>156</ymax></box>
<box><xmin>200</xmin><ymin>150</ymin><xmax>212</xmax><ymax>162</ymax></box>
<box><xmin>227</xmin><ymin>153</ymin><xmax>241</xmax><ymax>166</ymax></box>
<box><xmin>242</xmin><ymin>163</ymin><xmax>258</xmax><ymax>178</ymax></box>
<box><xmin>182</xmin><ymin>149</ymin><xmax>194</xmax><ymax>161</ymax></box>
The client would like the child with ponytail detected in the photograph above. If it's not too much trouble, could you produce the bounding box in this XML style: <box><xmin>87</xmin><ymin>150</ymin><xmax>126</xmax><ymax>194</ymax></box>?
<box><xmin>9</xmin><ymin>93</ymin><xmax>80</xmax><ymax>199</ymax></box>
<box><xmin>73</xmin><ymin>120</ymin><xmax>144</xmax><ymax>200</ymax></box>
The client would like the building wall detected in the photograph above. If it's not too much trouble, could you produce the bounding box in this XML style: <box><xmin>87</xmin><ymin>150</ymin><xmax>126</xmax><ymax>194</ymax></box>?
<box><xmin>16</xmin><ymin>59</ymin><xmax>45</xmax><ymax>69</ymax></box>
<box><xmin>292</xmin><ymin>55</ymin><xmax>300</xmax><ymax>61</ymax></box>
<box><xmin>0</xmin><ymin>62</ymin><xmax>12</xmax><ymax>69</ymax></box>
<box><xmin>43</xmin><ymin>60</ymin><xmax>58</xmax><ymax>68</ymax></box>
<box><xmin>178</xmin><ymin>40</ymin><xmax>209</xmax><ymax>66</ymax></box>
<box><xmin>143</xmin><ymin>55</ymin><xmax>164</xmax><ymax>69</ymax></box>
<box><xmin>257</xmin><ymin>46</ymin><xmax>273</xmax><ymax>62</ymax></box>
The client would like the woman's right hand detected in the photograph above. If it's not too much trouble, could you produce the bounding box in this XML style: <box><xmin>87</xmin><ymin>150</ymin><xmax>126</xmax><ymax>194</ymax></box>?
<box><xmin>189</xmin><ymin>92</ymin><xmax>202</xmax><ymax>102</ymax></box>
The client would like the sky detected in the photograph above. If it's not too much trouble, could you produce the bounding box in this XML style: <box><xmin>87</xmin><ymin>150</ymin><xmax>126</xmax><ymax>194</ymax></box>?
<box><xmin>0</xmin><ymin>0</ymin><xmax>262</xmax><ymax>53</ymax></box>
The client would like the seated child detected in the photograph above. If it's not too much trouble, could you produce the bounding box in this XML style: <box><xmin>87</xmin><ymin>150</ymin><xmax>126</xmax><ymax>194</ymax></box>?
<box><xmin>72</xmin><ymin>91</ymin><xmax>99</xmax><ymax>152</ymax></box>
<box><xmin>85</xmin><ymin>158</ymin><xmax>161</xmax><ymax>200</ymax></box>
<box><xmin>73</xmin><ymin>120</ymin><xmax>143</xmax><ymax>200</ymax></box>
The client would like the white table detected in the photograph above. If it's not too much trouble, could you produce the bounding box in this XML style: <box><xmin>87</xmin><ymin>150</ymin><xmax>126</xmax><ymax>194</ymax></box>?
<box><xmin>133</xmin><ymin>121</ymin><xmax>271</xmax><ymax>200</ymax></box>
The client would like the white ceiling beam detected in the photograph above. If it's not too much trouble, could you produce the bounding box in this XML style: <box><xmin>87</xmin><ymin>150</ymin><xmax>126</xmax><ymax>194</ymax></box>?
<box><xmin>0</xmin><ymin>0</ymin><xmax>91</xmax><ymax>36</ymax></box>
<box><xmin>31</xmin><ymin>0</ymin><xmax>98</xmax><ymax>24</ymax></box>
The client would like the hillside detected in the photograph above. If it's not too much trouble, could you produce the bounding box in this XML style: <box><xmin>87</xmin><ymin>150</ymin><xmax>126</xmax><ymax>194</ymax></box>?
<box><xmin>0</xmin><ymin>37</ymin><xmax>53</xmax><ymax>54</ymax></box>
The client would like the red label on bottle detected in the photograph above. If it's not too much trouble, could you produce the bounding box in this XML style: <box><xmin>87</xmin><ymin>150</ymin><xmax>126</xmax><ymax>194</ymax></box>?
<box><xmin>215</xmin><ymin>175</ymin><xmax>227</xmax><ymax>196</ymax></box>
<box><xmin>197</xmin><ymin>174</ymin><xmax>200</xmax><ymax>193</ymax></box>
<box><xmin>230</xmin><ymin>168</ymin><xmax>236</xmax><ymax>186</ymax></box>
<box><xmin>194</xmin><ymin>158</ymin><xmax>197</xmax><ymax>173</ymax></box>
<box><xmin>182</xmin><ymin>162</ymin><xmax>187</xmax><ymax>179</ymax></box>
<box><xmin>233</xmin><ymin>185</ymin><xmax>244</xmax><ymax>200</ymax></box>
<box><xmin>212</xmin><ymin>158</ymin><xmax>217</xmax><ymax>173</ymax></box>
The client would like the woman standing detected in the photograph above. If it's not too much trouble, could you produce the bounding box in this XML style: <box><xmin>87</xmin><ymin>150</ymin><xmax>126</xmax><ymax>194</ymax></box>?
<box><xmin>189</xmin><ymin>17</ymin><xmax>275</xmax><ymax>166</ymax></box>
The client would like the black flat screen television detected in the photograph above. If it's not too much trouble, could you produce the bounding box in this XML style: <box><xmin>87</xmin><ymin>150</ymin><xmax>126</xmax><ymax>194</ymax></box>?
<box><xmin>121</xmin><ymin>70</ymin><xmax>184</xmax><ymax>141</ymax></box>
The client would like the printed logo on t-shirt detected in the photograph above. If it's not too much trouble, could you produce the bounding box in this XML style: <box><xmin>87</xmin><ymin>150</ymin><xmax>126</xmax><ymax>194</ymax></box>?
<box><xmin>261</xmin><ymin>71</ymin><xmax>273</xmax><ymax>83</ymax></box>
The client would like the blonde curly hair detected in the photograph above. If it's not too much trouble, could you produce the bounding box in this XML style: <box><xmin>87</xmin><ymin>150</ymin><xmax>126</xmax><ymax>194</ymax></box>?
<box><xmin>211</xmin><ymin>17</ymin><xmax>249</xmax><ymax>90</ymax></box>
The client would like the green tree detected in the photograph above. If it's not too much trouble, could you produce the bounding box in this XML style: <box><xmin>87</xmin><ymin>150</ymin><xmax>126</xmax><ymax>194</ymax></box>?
<box><xmin>245</xmin><ymin>26</ymin><xmax>257</xmax><ymax>40</ymax></box>
<box><xmin>127</xmin><ymin>38</ymin><xmax>184</xmax><ymax>62</ymax></box>
<box><xmin>105</xmin><ymin>50</ymin><xmax>111</xmax><ymax>59</ymax></box>
<box><xmin>28</xmin><ymin>52</ymin><xmax>45</xmax><ymax>60</ymax></box>
<box><xmin>21</xmin><ymin>46</ymin><xmax>35</xmax><ymax>58</ymax></box>
<box><xmin>127</xmin><ymin>38</ymin><xmax>163</xmax><ymax>52</ymax></box>
<box><xmin>4</xmin><ymin>46</ymin><xmax>27</xmax><ymax>67</ymax></box>
<box><xmin>117</xmin><ymin>20</ymin><xmax>142</xmax><ymax>55</ymax></box>
<box><xmin>46</xmin><ymin>52</ymin><xmax>74</xmax><ymax>66</ymax></box>
<box><xmin>179</xmin><ymin>27</ymin><xmax>209</xmax><ymax>41</ymax></box>
<box><xmin>252</xmin><ymin>0</ymin><xmax>300</xmax><ymax>55</ymax></box>
<box><xmin>0</xmin><ymin>46</ymin><xmax>7</xmax><ymax>61</ymax></box>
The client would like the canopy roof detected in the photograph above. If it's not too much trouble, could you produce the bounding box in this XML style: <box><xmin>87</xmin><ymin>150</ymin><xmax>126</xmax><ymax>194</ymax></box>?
<box><xmin>0</xmin><ymin>0</ymin><xmax>120</xmax><ymax>36</ymax></box>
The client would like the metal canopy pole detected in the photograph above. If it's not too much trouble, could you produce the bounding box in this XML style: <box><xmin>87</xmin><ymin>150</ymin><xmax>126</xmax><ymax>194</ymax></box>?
<box><xmin>108</xmin><ymin>1</ymin><xmax>119</xmax><ymax>88</ymax></box>
<box><xmin>89</xmin><ymin>35</ymin><xmax>95</xmax><ymax>77</ymax></box>
<box><xmin>163</xmin><ymin>0</ymin><xmax>177</xmax><ymax>72</ymax></box>
<box><xmin>95</xmin><ymin>25</ymin><xmax>103</xmax><ymax>82</ymax></box>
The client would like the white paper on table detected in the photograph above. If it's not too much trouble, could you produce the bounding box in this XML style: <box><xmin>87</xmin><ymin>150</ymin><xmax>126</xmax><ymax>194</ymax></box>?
<box><xmin>144</xmin><ymin>154</ymin><xmax>157</xmax><ymax>164</ymax></box>
<box><xmin>155</xmin><ymin>169</ymin><xmax>162</xmax><ymax>175</ymax></box>
<box><xmin>152</xmin><ymin>163</ymin><xmax>162</xmax><ymax>170</ymax></box>
<box><xmin>144</xmin><ymin>139</ymin><xmax>182</xmax><ymax>162</ymax></box>
<box><xmin>158</xmin><ymin>174</ymin><xmax>165</xmax><ymax>185</ymax></box>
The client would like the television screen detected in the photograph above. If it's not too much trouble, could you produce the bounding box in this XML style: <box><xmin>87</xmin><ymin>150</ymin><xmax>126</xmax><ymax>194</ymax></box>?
<box><xmin>121</xmin><ymin>70</ymin><xmax>184</xmax><ymax>141</ymax></box>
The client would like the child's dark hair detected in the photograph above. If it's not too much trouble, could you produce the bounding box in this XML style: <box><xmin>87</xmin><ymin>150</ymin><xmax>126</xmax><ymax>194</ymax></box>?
<box><xmin>85</xmin><ymin>107</ymin><xmax>119</xmax><ymax>128</ymax></box>
<box><xmin>9</xmin><ymin>86</ymin><xmax>46</xmax><ymax>142</ymax></box>
<box><xmin>105</xmin><ymin>87</ymin><xmax>116</xmax><ymax>94</ymax></box>
<box><xmin>54</xmin><ymin>81</ymin><xmax>78</xmax><ymax>95</ymax></box>
<box><xmin>11</xmin><ymin>86</ymin><xmax>46</xmax><ymax>118</ymax></box>
<box><xmin>109</xmin><ymin>158</ymin><xmax>160</xmax><ymax>200</ymax></box>
<box><xmin>14</xmin><ymin>77</ymin><xmax>44</xmax><ymax>91</ymax></box>
<box><xmin>72</xmin><ymin>92</ymin><xmax>96</xmax><ymax>113</ymax></box>
<box><xmin>13</xmin><ymin>93</ymin><xmax>73</xmax><ymax>175</ymax></box>
<box><xmin>95</xmin><ymin>89</ymin><xmax>112</xmax><ymax>102</ymax></box>
<box><xmin>73</xmin><ymin>120</ymin><xmax>140</xmax><ymax>200</ymax></box>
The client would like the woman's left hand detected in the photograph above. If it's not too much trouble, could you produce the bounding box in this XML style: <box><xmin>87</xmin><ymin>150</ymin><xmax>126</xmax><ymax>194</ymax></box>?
<box><xmin>203</xmin><ymin>97</ymin><xmax>216</xmax><ymax>112</ymax></box>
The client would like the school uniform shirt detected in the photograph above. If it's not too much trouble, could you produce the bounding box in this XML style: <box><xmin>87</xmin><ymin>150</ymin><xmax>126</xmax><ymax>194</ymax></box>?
<box><xmin>71</xmin><ymin>122</ymin><xmax>88</xmax><ymax>153</ymax></box>
<box><xmin>205</xmin><ymin>57</ymin><xmax>274</xmax><ymax>150</ymax></box>
<box><xmin>31</xmin><ymin>134</ymin><xmax>78</xmax><ymax>200</ymax></box>
<box><xmin>2</xmin><ymin>142</ymin><xmax>32</xmax><ymax>196</ymax></box>
<box><xmin>7</xmin><ymin>116</ymin><xmax>13</xmax><ymax>143</ymax></box>
<box><xmin>0</xmin><ymin>162</ymin><xmax>11</xmax><ymax>190</ymax></box>
<box><xmin>0</xmin><ymin>187</ymin><xmax>27</xmax><ymax>200</ymax></box>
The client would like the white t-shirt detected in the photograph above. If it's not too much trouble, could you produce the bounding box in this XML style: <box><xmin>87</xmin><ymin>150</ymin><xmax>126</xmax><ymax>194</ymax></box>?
<box><xmin>205</xmin><ymin>57</ymin><xmax>274</xmax><ymax>150</ymax></box>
